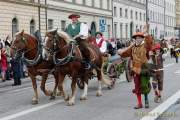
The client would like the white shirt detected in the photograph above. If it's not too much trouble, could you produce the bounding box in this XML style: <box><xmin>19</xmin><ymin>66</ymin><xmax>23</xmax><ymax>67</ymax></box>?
<box><xmin>96</xmin><ymin>38</ymin><xmax>107</xmax><ymax>53</ymax></box>
<box><xmin>79</xmin><ymin>23</ymin><xmax>89</xmax><ymax>39</ymax></box>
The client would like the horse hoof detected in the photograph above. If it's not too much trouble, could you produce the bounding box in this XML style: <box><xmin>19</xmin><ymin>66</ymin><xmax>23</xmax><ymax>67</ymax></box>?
<box><xmin>56</xmin><ymin>91</ymin><xmax>62</xmax><ymax>96</ymax></box>
<box><xmin>67</xmin><ymin>101</ymin><xmax>75</xmax><ymax>106</ymax></box>
<box><xmin>32</xmin><ymin>100</ymin><xmax>38</xmax><ymax>105</ymax></box>
<box><xmin>64</xmin><ymin>96</ymin><xmax>70</xmax><ymax>101</ymax></box>
<box><xmin>50</xmin><ymin>95</ymin><xmax>56</xmax><ymax>100</ymax></box>
<box><xmin>107</xmin><ymin>86</ymin><xmax>112</xmax><ymax>90</ymax></box>
<box><xmin>96</xmin><ymin>92</ymin><xmax>102</xmax><ymax>97</ymax></box>
<box><xmin>48</xmin><ymin>90</ymin><xmax>53</xmax><ymax>96</ymax></box>
<box><xmin>80</xmin><ymin>96</ymin><xmax>87</xmax><ymax>101</ymax></box>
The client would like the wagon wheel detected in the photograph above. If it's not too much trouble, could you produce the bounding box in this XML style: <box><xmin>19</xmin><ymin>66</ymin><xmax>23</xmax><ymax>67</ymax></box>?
<box><xmin>125</xmin><ymin>58</ymin><xmax>133</xmax><ymax>82</ymax></box>
<box><xmin>107</xmin><ymin>78</ymin><xmax>116</xmax><ymax>90</ymax></box>
<box><xmin>105</xmin><ymin>63</ymin><xmax>117</xmax><ymax>89</ymax></box>
<box><xmin>77</xmin><ymin>78</ymin><xmax>84</xmax><ymax>89</ymax></box>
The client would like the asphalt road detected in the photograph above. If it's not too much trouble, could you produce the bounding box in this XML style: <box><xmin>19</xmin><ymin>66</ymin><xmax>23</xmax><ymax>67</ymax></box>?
<box><xmin>0</xmin><ymin>55</ymin><xmax>179</xmax><ymax>120</ymax></box>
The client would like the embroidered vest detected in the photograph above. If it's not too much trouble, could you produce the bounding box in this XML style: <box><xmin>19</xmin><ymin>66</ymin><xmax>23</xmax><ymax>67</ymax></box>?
<box><xmin>93</xmin><ymin>38</ymin><xmax>104</xmax><ymax>48</ymax></box>
<box><xmin>66</xmin><ymin>22</ymin><xmax>81</xmax><ymax>38</ymax></box>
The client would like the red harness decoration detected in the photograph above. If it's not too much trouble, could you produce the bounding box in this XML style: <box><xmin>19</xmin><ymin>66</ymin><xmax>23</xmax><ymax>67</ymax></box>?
<box><xmin>93</xmin><ymin>38</ymin><xmax>104</xmax><ymax>48</ymax></box>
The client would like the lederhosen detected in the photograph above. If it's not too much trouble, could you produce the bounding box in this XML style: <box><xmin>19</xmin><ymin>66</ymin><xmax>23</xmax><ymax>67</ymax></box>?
<box><xmin>151</xmin><ymin>53</ymin><xmax>164</xmax><ymax>91</ymax></box>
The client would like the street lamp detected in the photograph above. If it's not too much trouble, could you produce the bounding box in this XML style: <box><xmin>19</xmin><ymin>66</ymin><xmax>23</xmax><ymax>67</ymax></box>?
<box><xmin>145</xmin><ymin>0</ymin><xmax>149</xmax><ymax>33</ymax></box>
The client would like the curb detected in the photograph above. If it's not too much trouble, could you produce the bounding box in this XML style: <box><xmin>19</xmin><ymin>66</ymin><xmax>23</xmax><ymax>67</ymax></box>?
<box><xmin>140</xmin><ymin>90</ymin><xmax>180</xmax><ymax>120</ymax></box>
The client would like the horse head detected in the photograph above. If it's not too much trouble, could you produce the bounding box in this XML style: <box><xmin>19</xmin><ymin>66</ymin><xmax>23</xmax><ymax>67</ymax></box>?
<box><xmin>144</xmin><ymin>34</ymin><xmax>154</xmax><ymax>51</ymax></box>
<box><xmin>10</xmin><ymin>30</ymin><xmax>38</xmax><ymax>60</ymax></box>
<box><xmin>43</xmin><ymin>30</ymin><xmax>70</xmax><ymax>61</ymax></box>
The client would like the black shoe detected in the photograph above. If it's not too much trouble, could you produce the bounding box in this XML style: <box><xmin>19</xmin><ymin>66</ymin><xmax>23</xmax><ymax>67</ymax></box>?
<box><xmin>134</xmin><ymin>104</ymin><xmax>143</xmax><ymax>109</ymax></box>
<box><xmin>2</xmin><ymin>80</ymin><xmax>5</xmax><ymax>82</ymax></box>
<box><xmin>12</xmin><ymin>83</ymin><xmax>18</xmax><ymax>86</ymax></box>
<box><xmin>17</xmin><ymin>80</ymin><xmax>21</xmax><ymax>85</ymax></box>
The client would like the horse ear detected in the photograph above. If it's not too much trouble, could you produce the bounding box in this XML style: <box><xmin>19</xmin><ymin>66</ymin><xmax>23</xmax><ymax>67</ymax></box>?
<box><xmin>21</xmin><ymin>30</ymin><xmax>24</xmax><ymax>35</ymax></box>
<box><xmin>55</xmin><ymin>28</ymin><xmax>58</xmax><ymax>33</ymax></box>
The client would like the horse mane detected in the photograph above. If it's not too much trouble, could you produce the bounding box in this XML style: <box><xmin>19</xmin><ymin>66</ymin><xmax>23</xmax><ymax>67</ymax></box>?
<box><xmin>145</xmin><ymin>34</ymin><xmax>154</xmax><ymax>51</ymax></box>
<box><xmin>14</xmin><ymin>32</ymin><xmax>38</xmax><ymax>47</ymax></box>
<box><xmin>15</xmin><ymin>31</ymin><xmax>22</xmax><ymax>36</ymax></box>
<box><xmin>57</xmin><ymin>31</ymin><xmax>70</xmax><ymax>43</ymax></box>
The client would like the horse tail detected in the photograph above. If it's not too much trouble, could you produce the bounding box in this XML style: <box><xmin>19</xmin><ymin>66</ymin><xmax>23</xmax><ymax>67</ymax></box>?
<box><xmin>100</xmin><ymin>68</ymin><xmax>112</xmax><ymax>86</ymax></box>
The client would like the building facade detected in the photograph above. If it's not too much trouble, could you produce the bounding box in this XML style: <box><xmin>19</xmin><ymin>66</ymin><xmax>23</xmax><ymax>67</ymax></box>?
<box><xmin>148</xmin><ymin>0</ymin><xmax>165</xmax><ymax>40</ymax></box>
<box><xmin>0</xmin><ymin>0</ymin><xmax>113</xmax><ymax>40</ymax></box>
<box><xmin>113</xmin><ymin>0</ymin><xmax>146</xmax><ymax>41</ymax></box>
<box><xmin>176</xmin><ymin>0</ymin><xmax>180</xmax><ymax>39</ymax></box>
<box><xmin>176</xmin><ymin>0</ymin><xmax>180</xmax><ymax>27</ymax></box>
<box><xmin>164</xmin><ymin>0</ymin><xmax>176</xmax><ymax>40</ymax></box>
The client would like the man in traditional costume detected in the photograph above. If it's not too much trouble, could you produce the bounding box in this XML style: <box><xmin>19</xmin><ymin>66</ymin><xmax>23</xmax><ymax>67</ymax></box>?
<box><xmin>174</xmin><ymin>42</ymin><xmax>180</xmax><ymax>63</ymax></box>
<box><xmin>94</xmin><ymin>32</ymin><xmax>107</xmax><ymax>53</ymax></box>
<box><xmin>151</xmin><ymin>43</ymin><xmax>164</xmax><ymax>103</ymax></box>
<box><xmin>118</xmin><ymin>32</ymin><xmax>152</xmax><ymax>109</ymax></box>
<box><xmin>66</xmin><ymin>13</ymin><xmax>91</xmax><ymax>69</ymax></box>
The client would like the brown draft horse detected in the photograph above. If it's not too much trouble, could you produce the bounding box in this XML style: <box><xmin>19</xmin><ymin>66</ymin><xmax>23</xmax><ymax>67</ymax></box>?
<box><xmin>43</xmin><ymin>30</ymin><xmax>112</xmax><ymax>105</ymax></box>
<box><xmin>10</xmin><ymin>31</ymin><xmax>59</xmax><ymax>104</ymax></box>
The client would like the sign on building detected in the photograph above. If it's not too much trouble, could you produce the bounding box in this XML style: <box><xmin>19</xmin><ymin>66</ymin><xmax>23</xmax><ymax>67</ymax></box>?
<box><xmin>99</xmin><ymin>17</ymin><xmax>106</xmax><ymax>32</ymax></box>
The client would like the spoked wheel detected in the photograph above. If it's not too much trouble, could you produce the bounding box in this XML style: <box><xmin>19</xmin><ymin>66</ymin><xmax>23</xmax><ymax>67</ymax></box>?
<box><xmin>125</xmin><ymin>58</ymin><xmax>133</xmax><ymax>82</ymax></box>
<box><xmin>107</xmin><ymin>78</ymin><xmax>116</xmax><ymax>90</ymax></box>
<box><xmin>105</xmin><ymin>63</ymin><xmax>117</xmax><ymax>90</ymax></box>
<box><xmin>77</xmin><ymin>78</ymin><xmax>84</xmax><ymax>89</ymax></box>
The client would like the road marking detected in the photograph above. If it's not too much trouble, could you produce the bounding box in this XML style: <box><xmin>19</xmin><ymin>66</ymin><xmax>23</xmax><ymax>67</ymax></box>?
<box><xmin>0</xmin><ymin>81</ymin><xmax>54</xmax><ymax>94</ymax></box>
<box><xmin>0</xmin><ymin>99</ymin><xmax>64</xmax><ymax>120</ymax></box>
<box><xmin>164</xmin><ymin>63</ymin><xmax>174</xmax><ymax>68</ymax></box>
<box><xmin>11</xmin><ymin>81</ymin><xmax>54</xmax><ymax>93</ymax></box>
<box><xmin>140</xmin><ymin>90</ymin><xmax>180</xmax><ymax>120</ymax></box>
<box><xmin>175</xmin><ymin>70</ymin><xmax>180</xmax><ymax>74</ymax></box>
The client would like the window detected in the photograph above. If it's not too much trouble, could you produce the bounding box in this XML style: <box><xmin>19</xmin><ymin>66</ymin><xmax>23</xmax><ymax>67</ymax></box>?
<box><xmin>125</xmin><ymin>24</ymin><xmax>128</xmax><ymax>38</ymax></box>
<box><xmin>100</xmin><ymin>0</ymin><xmax>103</xmax><ymax>8</ymax></box>
<box><xmin>30</xmin><ymin>19</ymin><xmax>35</xmax><ymax>35</ymax></box>
<box><xmin>82</xmin><ymin>0</ymin><xmax>86</xmax><ymax>5</ymax></box>
<box><xmin>140</xmin><ymin>12</ymin><xmax>142</xmax><ymax>21</ymax></box>
<box><xmin>29</xmin><ymin>0</ymin><xmax>34</xmax><ymax>2</ymax></box>
<box><xmin>120</xmin><ymin>23</ymin><xmax>123</xmax><ymax>38</ymax></box>
<box><xmin>48</xmin><ymin>19</ymin><xmax>53</xmax><ymax>30</ymax></box>
<box><xmin>144</xmin><ymin>13</ymin><xmax>146</xmax><ymax>21</ymax></box>
<box><xmin>120</xmin><ymin>8</ymin><xmax>122</xmax><ymax>17</ymax></box>
<box><xmin>114</xmin><ymin>23</ymin><xmax>117</xmax><ymax>38</ymax></box>
<box><xmin>90</xmin><ymin>22</ymin><xmax>96</xmax><ymax>36</ymax></box>
<box><xmin>12</xmin><ymin>18</ymin><xmax>18</xmax><ymax>38</ymax></box>
<box><xmin>61</xmin><ymin>20</ymin><xmax>66</xmax><ymax>31</ymax></box>
<box><xmin>135</xmin><ymin>11</ymin><xmax>138</xmax><ymax>20</ymax></box>
<box><xmin>107</xmin><ymin>25</ymin><xmax>111</xmax><ymax>39</ymax></box>
<box><xmin>92</xmin><ymin>0</ymin><xmax>94</xmax><ymax>7</ymax></box>
<box><xmin>114</xmin><ymin>7</ymin><xmax>117</xmax><ymax>17</ymax></box>
<box><xmin>107</xmin><ymin>0</ymin><xmax>110</xmax><ymax>10</ymax></box>
<box><xmin>130</xmin><ymin>10</ymin><xmax>133</xmax><ymax>19</ymax></box>
<box><xmin>125</xmin><ymin>9</ymin><xmax>128</xmax><ymax>18</ymax></box>
<box><xmin>72</xmin><ymin>0</ymin><xmax>76</xmax><ymax>3</ymax></box>
<box><xmin>136</xmin><ymin>25</ymin><xmax>138</xmax><ymax>32</ymax></box>
<box><xmin>140</xmin><ymin>25</ymin><xmax>142</xmax><ymax>32</ymax></box>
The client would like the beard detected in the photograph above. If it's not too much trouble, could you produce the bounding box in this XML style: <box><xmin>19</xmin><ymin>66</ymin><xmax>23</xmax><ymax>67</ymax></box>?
<box><xmin>135</xmin><ymin>38</ymin><xmax>144</xmax><ymax>46</ymax></box>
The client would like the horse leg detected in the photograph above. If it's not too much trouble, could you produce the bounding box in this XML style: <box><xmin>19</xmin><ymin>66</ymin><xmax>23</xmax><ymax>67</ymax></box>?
<box><xmin>57</xmin><ymin>74</ymin><xmax>69</xmax><ymax>101</ymax></box>
<box><xmin>96</xmin><ymin>69</ymin><xmax>103</xmax><ymax>97</ymax></box>
<box><xmin>30</xmin><ymin>75</ymin><xmax>39</xmax><ymax>104</ymax></box>
<box><xmin>40</xmin><ymin>74</ymin><xmax>53</xmax><ymax>96</ymax></box>
<box><xmin>50</xmin><ymin>72</ymin><xmax>59</xmax><ymax>100</ymax></box>
<box><xmin>67</xmin><ymin>78</ymin><xmax>77</xmax><ymax>106</ymax></box>
<box><xmin>80</xmin><ymin>75</ymin><xmax>88</xmax><ymax>100</ymax></box>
